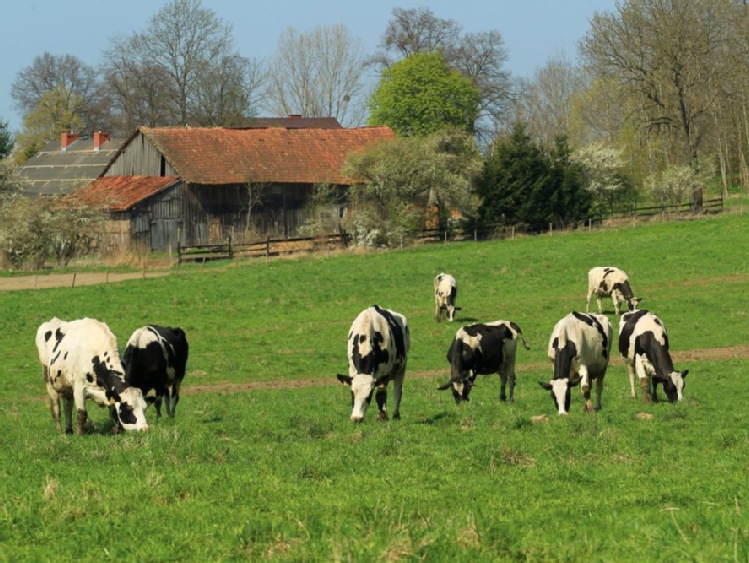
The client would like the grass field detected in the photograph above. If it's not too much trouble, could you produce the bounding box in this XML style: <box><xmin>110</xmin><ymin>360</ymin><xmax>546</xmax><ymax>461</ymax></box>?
<box><xmin>1</xmin><ymin>212</ymin><xmax>748</xmax><ymax>560</ymax></box>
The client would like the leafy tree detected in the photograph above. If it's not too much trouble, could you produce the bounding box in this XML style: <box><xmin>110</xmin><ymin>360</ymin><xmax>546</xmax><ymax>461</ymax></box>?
<box><xmin>266</xmin><ymin>25</ymin><xmax>366</xmax><ymax>126</ymax></box>
<box><xmin>645</xmin><ymin>162</ymin><xmax>711</xmax><ymax>208</ymax></box>
<box><xmin>343</xmin><ymin>129</ymin><xmax>481</xmax><ymax>246</ymax></box>
<box><xmin>11</xmin><ymin>52</ymin><xmax>102</xmax><ymax>131</ymax></box>
<box><xmin>571</xmin><ymin>142</ymin><xmax>635</xmax><ymax>214</ymax></box>
<box><xmin>0</xmin><ymin>120</ymin><xmax>14</xmax><ymax>159</ymax></box>
<box><xmin>368</xmin><ymin>52</ymin><xmax>479</xmax><ymax>137</ymax></box>
<box><xmin>14</xmin><ymin>88</ymin><xmax>85</xmax><ymax>164</ymax></box>
<box><xmin>478</xmin><ymin>124</ymin><xmax>591</xmax><ymax>230</ymax></box>
<box><xmin>372</xmin><ymin>7</ymin><xmax>510</xmax><ymax>141</ymax></box>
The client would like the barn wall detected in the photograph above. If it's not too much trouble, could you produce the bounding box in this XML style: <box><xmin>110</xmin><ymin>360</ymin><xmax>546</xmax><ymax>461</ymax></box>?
<box><xmin>105</xmin><ymin>132</ymin><xmax>178</xmax><ymax>177</ymax></box>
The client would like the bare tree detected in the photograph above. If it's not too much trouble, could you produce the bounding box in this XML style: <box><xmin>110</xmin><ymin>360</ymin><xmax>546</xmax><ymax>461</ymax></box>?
<box><xmin>265</xmin><ymin>25</ymin><xmax>366</xmax><ymax>126</ymax></box>
<box><xmin>101</xmin><ymin>0</ymin><xmax>262</xmax><ymax>128</ymax></box>
<box><xmin>11</xmin><ymin>52</ymin><xmax>101</xmax><ymax>127</ymax></box>
<box><xmin>580</xmin><ymin>0</ymin><xmax>731</xmax><ymax>165</ymax></box>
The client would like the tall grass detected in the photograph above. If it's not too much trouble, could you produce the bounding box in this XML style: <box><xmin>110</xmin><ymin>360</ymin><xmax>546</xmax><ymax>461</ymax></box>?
<box><xmin>0</xmin><ymin>213</ymin><xmax>748</xmax><ymax>560</ymax></box>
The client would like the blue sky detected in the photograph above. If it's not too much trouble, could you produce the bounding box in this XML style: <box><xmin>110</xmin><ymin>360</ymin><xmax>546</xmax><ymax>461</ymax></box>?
<box><xmin>0</xmin><ymin>0</ymin><xmax>617</xmax><ymax>133</ymax></box>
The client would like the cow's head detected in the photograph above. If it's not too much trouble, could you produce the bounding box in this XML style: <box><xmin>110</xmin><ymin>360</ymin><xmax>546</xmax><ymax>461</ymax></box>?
<box><xmin>538</xmin><ymin>376</ymin><xmax>582</xmax><ymax>414</ymax></box>
<box><xmin>437</xmin><ymin>377</ymin><xmax>473</xmax><ymax>404</ymax></box>
<box><xmin>336</xmin><ymin>373</ymin><xmax>388</xmax><ymax>422</ymax></box>
<box><xmin>108</xmin><ymin>386</ymin><xmax>149</xmax><ymax>432</ymax></box>
<box><xmin>657</xmin><ymin>369</ymin><xmax>689</xmax><ymax>402</ymax></box>
<box><xmin>627</xmin><ymin>297</ymin><xmax>643</xmax><ymax>311</ymax></box>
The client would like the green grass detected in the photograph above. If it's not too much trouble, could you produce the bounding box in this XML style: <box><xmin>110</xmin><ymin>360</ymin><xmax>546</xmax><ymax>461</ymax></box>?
<box><xmin>1</xmin><ymin>213</ymin><xmax>748</xmax><ymax>560</ymax></box>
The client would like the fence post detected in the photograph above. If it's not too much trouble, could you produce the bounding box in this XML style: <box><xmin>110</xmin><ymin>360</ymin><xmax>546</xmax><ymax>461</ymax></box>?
<box><xmin>549</xmin><ymin>223</ymin><xmax>553</xmax><ymax>235</ymax></box>
<box><xmin>71</xmin><ymin>273</ymin><xmax>77</xmax><ymax>288</ymax></box>
<box><xmin>588</xmin><ymin>218</ymin><xmax>592</xmax><ymax>232</ymax></box>
<box><xmin>511</xmin><ymin>226</ymin><xmax>515</xmax><ymax>240</ymax></box>
<box><xmin>228</xmin><ymin>234</ymin><xmax>234</xmax><ymax>260</ymax></box>
<box><xmin>474</xmin><ymin>229</ymin><xmax>477</xmax><ymax>241</ymax></box>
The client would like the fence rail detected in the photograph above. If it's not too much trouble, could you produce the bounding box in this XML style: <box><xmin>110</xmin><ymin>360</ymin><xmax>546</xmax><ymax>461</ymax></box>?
<box><xmin>177</xmin><ymin>232</ymin><xmax>351</xmax><ymax>263</ymax></box>
<box><xmin>177</xmin><ymin>197</ymin><xmax>723</xmax><ymax>262</ymax></box>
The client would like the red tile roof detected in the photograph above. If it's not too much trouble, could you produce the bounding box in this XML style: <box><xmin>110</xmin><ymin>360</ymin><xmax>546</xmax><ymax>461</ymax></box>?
<box><xmin>69</xmin><ymin>176</ymin><xmax>179</xmax><ymax>211</ymax></box>
<box><xmin>139</xmin><ymin>126</ymin><xmax>396</xmax><ymax>185</ymax></box>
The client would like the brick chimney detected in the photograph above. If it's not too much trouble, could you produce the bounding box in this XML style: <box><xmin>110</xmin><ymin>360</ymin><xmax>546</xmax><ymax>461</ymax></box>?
<box><xmin>61</xmin><ymin>131</ymin><xmax>79</xmax><ymax>151</ymax></box>
<box><xmin>93</xmin><ymin>131</ymin><xmax>110</xmax><ymax>152</ymax></box>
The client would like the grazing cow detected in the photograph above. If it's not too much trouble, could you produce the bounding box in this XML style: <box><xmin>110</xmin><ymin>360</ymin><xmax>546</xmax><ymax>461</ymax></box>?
<box><xmin>539</xmin><ymin>312</ymin><xmax>613</xmax><ymax>414</ymax></box>
<box><xmin>438</xmin><ymin>321</ymin><xmax>530</xmax><ymax>404</ymax></box>
<box><xmin>434</xmin><ymin>273</ymin><xmax>461</xmax><ymax>322</ymax></box>
<box><xmin>586</xmin><ymin>266</ymin><xmax>642</xmax><ymax>315</ymax></box>
<box><xmin>618</xmin><ymin>309</ymin><xmax>688</xmax><ymax>402</ymax></box>
<box><xmin>336</xmin><ymin>306</ymin><xmax>410</xmax><ymax>422</ymax></box>
<box><xmin>124</xmin><ymin>325</ymin><xmax>189</xmax><ymax>419</ymax></box>
<box><xmin>35</xmin><ymin>317</ymin><xmax>148</xmax><ymax>434</ymax></box>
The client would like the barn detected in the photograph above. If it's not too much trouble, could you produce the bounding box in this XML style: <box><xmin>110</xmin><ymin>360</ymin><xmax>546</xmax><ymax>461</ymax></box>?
<box><xmin>71</xmin><ymin>125</ymin><xmax>395</xmax><ymax>252</ymax></box>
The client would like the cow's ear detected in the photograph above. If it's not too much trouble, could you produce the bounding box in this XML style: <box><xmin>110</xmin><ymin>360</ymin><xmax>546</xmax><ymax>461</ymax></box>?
<box><xmin>437</xmin><ymin>381</ymin><xmax>452</xmax><ymax>391</ymax></box>
<box><xmin>681</xmin><ymin>370</ymin><xmax>689</xmax><ymax>379</ymax></box>
<box><xmin>336</xmin><ymin>374</ymin><xmax>353</xmax><ymax>386</ymax></box>
<box><xmin>538</xmin><ymin>381</ymin><xmax>552</xmax><ymax>391</ymax></box>
<box><xmin>568</xmin><ymin>376</ymin><xmax>583</xmax><ymax>387</ymax></box>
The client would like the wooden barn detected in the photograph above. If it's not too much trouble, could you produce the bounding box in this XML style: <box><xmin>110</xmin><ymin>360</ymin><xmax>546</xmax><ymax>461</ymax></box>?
<box><xmin>73</xmin><ymin>125</ymin><xmax>395</xmax><ymax>252</ymax></box>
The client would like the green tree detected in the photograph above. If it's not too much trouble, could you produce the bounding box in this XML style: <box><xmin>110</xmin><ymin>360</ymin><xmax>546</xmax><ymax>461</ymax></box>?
<box><xmin>343</xmin><ymin>129</ymin><xmax>481</xmax><ymax>246</ymax></box>
<box><xmin>368</xmin><ymin>52</ymin><xmax>479</xmax><ymax>137</ymax></box>
<box><xmin>0</xmin><ymin>120</ymin><xmax>14</xmax><ymax>159</ymax></box>
<box><xmin>14</xmin><ymin>88</ymin><xmax>84</xmax><ymax>164</ymax></box>
<box><xmin>478</xmin><ymin>125</ymin><xmax>591</xmax><ymax>230</ymax></box>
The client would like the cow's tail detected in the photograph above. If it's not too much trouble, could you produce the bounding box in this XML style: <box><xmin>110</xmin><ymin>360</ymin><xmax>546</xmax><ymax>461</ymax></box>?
<box><xmin>510</xmin><ymin>322</ymin><xmax>531</xmax><ymax>350</ymax></box>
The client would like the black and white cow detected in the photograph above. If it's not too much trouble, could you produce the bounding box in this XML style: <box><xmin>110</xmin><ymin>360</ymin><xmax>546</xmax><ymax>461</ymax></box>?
<box><xmin>586</xmin><ymin>266</ymin><xmax>642</xmax><ymax>315</ymax></box>
<box><xmin>35</xmin><ymin>317</ymin><xmax>149</xmax><ymax>434</ymax></box>
<box><xmin>618</xmin><ymin>309</ymin><xmax>688</xmax><ymax>403</ymax></box>
<box><xmin>336</xmin><ymin>305</ymin><xmax>410</xmax><ymax>422</ymax></box>
<box><xmin>434</xmin><ymin>273</ymin><xmax>461</xmax><ymax>322</ymax></box>
<box><xmin>539</xmin><ymin>312</ymin><xmax>613</xmax><ymax>414</ymax></box>
<box><xmin>124</xmin><ymin>325</ymin><xmax>189</xmax><ymax>419</ymax></box>
<box><xmin>438</xmin><ymin>321</ymin><xmax>530</xmax><ymax>404</ymax></box>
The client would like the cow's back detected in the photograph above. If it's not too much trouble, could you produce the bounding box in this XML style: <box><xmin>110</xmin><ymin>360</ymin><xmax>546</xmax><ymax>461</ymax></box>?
<box><xmin>348</xmin><ymin>306</ymin><xmax>409</xmax><ymax>377</ymax></box>
<box><xmin>550</xmin><ymin>312</ymin><xmax>611</xmax><ymax>368</ymax></box>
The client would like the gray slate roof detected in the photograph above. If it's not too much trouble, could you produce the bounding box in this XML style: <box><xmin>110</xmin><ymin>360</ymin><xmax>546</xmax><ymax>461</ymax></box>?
<box><xmin>20</xmin><ymin>136</ymin><xmax>126</xmax><ymax>196</ymax></box>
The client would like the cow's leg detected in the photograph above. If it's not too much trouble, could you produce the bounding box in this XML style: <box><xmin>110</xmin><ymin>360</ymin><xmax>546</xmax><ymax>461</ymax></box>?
<box><xmin>375</xmin><ymin>387</ymin><xmax>388</xmax><ymax>421</ymax></box>
<box><xmin>596</xmin><ymin>296</ymin><xmax>604</xmax><ymax>314</ymax></box>
<box><xmin>613</xmin><ymin>295</ymin><xmax>621</xmax><ymax>316</ymax></box>
<box><xmin>62</xmin><ymin>396</ymin><xmax>74</xmax><ymax>435</ymax></box>
<box><xmin>651</xmin><ymin>379</ymin><xmax>660</xmax><ymax>402</ymax></box>
<box><xmin>391</xmin><ymin>372</ymin><xmax>405</xmax><ymax>420</ymax></box>
<box><xmin>579</xmin><ymin>366</ymin><xmax>594</xmax><ymax>412</ymax></box>
<box><xmin>44</xmin><ymin>370</ymin><xmax>64</xmax><ymax>433</ymax></box>
<box><xmin>586</xmin><ymin>290</ymin><xmax>592</xmax><ymax>313</ymax></box>
<box><xmin>434</xmin><ymin>299</ymin><xmax>441</xmax><ymax>323</ymax></box>
<box><xmin>169</xmin><ymin>381</ymin><xmax>182</xmax><ymax>418</ymax></box>
<box><xmin>73</xmin><ymin>384</ymin><xmax>88</xmax><ymax>435</ymax></box>
<box><xmin>626</xmin><ymin>363</ymin><xmax>637</xmax><ymax>398</ymax></box>
<box><xmin>594</xmin><ymin>374</ymin><xmax>605</xmax><ymax>410</ymax></box>
<box><xmin>635</xmin><ymin>356</ymin><xmax>652</xmax><ymax>402</ymax></box>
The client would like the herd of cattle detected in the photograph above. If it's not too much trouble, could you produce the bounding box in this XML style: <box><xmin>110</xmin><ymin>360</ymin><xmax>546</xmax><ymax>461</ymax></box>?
<box><xmin>34</xmin><ymin>266</ymin><xmax>689</xmax><ymax>432</ymax></box>
<box><xmin>336</xmin><ymin>267</ymin><xmax>688</xmax><ymax>421</ymax></box>
<box><xmin>35</xmin><ymin>318</ymin><xmax>188</xmax><ymax>434</ymax></box>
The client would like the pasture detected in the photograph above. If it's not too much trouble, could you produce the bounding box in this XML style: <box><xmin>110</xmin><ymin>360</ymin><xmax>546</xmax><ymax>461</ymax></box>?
<box><xmin>1</xmin><ymin>213</ymin><xmax>748</xmax><ymax>560</ymax></box>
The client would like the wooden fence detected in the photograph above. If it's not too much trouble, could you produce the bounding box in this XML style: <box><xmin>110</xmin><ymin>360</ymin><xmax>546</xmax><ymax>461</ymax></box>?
<box><xmin>177</xmin><ymin>232</ymin><xmax>351</xmax><ymax>263</ymax></box>
<box><xmin>178</xmin><ymin>197</ymin><xmax>723</xmax><ymax>261</ymax></box>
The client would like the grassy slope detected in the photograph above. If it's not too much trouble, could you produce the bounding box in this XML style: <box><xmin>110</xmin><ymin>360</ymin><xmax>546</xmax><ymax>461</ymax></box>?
<box><xmin>0</xmin><ymin>213</ymin><xmax>748</xmax><ymax>560</ymax></box>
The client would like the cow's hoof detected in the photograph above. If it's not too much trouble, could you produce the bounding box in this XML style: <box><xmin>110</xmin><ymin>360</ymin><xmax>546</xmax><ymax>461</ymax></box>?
<box><xmin>378</xmin><ymin>412</ymin><xmax>388</xmax><ymax>421</ymax></box>
<box><xmin>392</xmin><ymin>413</ymin><xmax>401</xmax><ymax>420</ymax></box>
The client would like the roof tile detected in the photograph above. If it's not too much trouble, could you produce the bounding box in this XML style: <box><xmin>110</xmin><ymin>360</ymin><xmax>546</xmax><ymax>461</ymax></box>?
<box><xmin>69</xmin><ymin>176</ymin><xmax>179</xmax><ymax>211</ymax></box>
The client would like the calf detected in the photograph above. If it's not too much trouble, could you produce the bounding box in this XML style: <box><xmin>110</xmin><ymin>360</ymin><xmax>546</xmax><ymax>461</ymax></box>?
<box><xmin>35</xmin><ymin>317</ymin><xmax>148</xmax><ymax>434</ymax></box>
<box><xmin>336</xmin><ymin>305</ymin><xmax>410</xmax><ymax>422</ymax></box>
<box><xmin>539</xmin><ymin>312</ymin><xmax>612</xmax><ymax>414</ymax></box>
<box><xmin>124</xmin><ymin>325</ymin><xmax>189</xmax><ymax>418</ymax></box>
<box><xmin>586</xmin><ymin>266</ymin><xmax>642</xmax><ymax>315</ymax></box>
<box><xmin>618</xmin><ymin>309</ymin><xmax>688</xmax><ymax>402</ymax></box>
<box><xmin>434</xmin><ymin>273</ymin><xmax>461</xmax><ymax>322</ymax></box>
<box><xmin>438</xmin><ymin>321</ymin><xmax>530</xmax><ymax>403</ymax></box>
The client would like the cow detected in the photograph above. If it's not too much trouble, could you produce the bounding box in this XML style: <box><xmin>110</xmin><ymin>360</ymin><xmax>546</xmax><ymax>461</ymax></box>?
<box><xmin>586</xmin><ymin>266</ymin><xmax>642</xmax><ymax>315</ymax></box>
<box><xmin>434</xmin><ymin>273</ymin><xmax>461</xmax><ymax>322</ymax></box>
<box><xmin>618</xmin><ymin>309</ymin><xmax>688</xmax><ymax>402</ymax></box>
<box><xmin>35</xmin><ymin>317</ymin><xmax>149</xmax><ymax>434</ymax></box>
<box><xmin>336</xmin><ymin>306</ymin><xmax>410</xmax><ymax>422</ymax></box>
<box><xmin>539</xmin><ymin>312</ymin><xmax>613</xmax><ymax>414</ymax></box>
<box><xmin>437</xmin><ymin>321</ymin><xmax>530</xmax><ymax>404</ymax></box>
<box><xmin>124</xmin><ymin>325</ymin><xmax>189</xmax><ymax>419</ymax></box>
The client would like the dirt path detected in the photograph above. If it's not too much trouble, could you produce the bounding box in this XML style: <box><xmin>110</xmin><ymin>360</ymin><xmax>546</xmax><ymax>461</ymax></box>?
<box><xmin>0</xmin><ymin>271</ymin><xmax>170</xmax><ymax>291</ymax></box>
